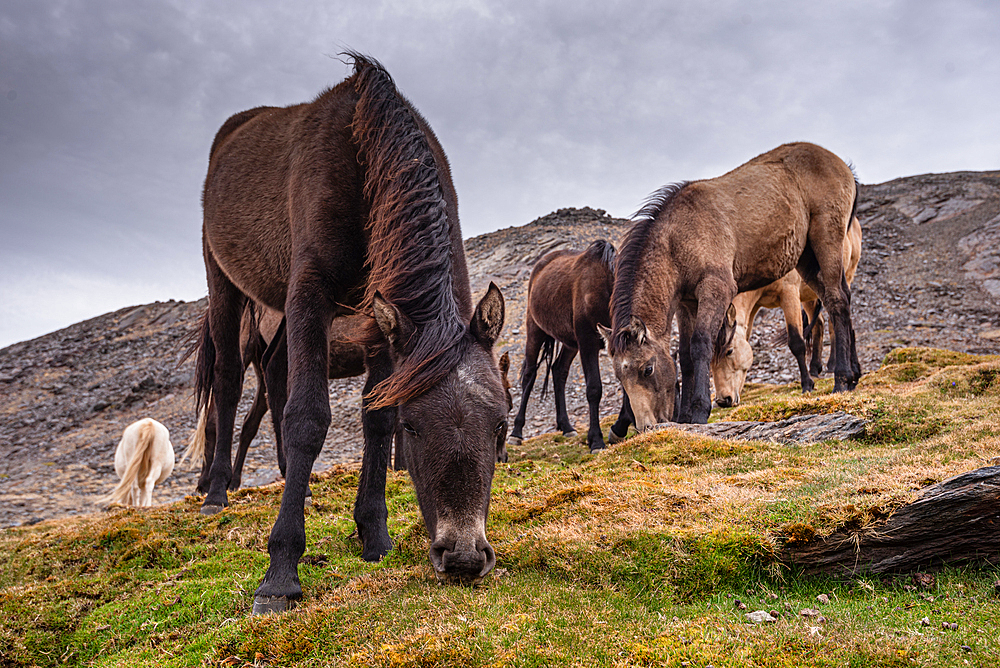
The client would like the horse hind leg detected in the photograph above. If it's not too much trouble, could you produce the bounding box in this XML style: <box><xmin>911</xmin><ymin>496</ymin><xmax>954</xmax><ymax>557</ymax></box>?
<box><xmin>798</xmin><ymin>238</ymin><xmax>857</xmax><ymax>392</ymax></box>
<box><xmin>509</xmin><ymin>317</ymin><xmax>546</xmax><ymax>445</ymax></box>
<box><xmin>551</xmin><ymin>343</ymin><xmax>579</xmax><ymax>437</ymax></box>
<box><xmin>576</xmin><ymin>330</ymin><xmax>606</xmax><ymax>451</ymax></box>
<box><xmin>779</xmin><ymin>287</ymin><xmax>813</xmax><ymax>393</ymax></box>
<box><xmin>202</xmin><ymin>254</ymin><xmax>247</xmax><ymax>514</ymax></box>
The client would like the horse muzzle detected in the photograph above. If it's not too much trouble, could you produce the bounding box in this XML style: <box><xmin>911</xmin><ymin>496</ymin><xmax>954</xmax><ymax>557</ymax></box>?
<box><xmin>429</xmin><ymin>530</ymin><xmax>496</xmax><ymax>585</ymax></box>
<box><xmin>715</xmin><ymin>395</ymin><xmax>738</xmax><ymax>408</ymax></box>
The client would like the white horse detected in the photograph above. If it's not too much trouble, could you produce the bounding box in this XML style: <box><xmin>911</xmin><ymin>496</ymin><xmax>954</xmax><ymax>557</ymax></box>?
<box><xmin>101</xmin><ymin>418</ymin><xmax>176</xmax><ymax>507</ymax></box>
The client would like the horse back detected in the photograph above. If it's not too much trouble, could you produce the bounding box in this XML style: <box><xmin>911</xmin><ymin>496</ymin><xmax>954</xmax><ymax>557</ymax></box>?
<box><xmin>527</xmin><ymin>244</ymin><xmax>614</xmax><ymax>344</ymax></box>
<box><xmin>694</xmin><ymin>143</ymin><xmax>855</xmax><ymax>291</ymax></box>
<box><xmin>202</xmin><ymin>80</ymin><xmax>367</xmax><ymax>312</ymax></box>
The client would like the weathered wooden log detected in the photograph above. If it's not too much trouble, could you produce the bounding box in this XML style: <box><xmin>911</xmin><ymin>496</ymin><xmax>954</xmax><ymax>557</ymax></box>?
<box><xmin>654</xmin><ymin>411</ymin><xmax>867</xmax><ymax>445</ymax></box>
<box><xmin>781</xmin><ymin>466</ymin><xmax>1000</xmax><ymax>574</ymax></box>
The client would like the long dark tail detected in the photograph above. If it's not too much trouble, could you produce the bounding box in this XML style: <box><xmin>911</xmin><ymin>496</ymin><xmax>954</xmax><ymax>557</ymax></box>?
<box><xmin>349</xmin><ymin>51</ymin><xmax>466</xmax><ymax>409</ymax></box>
<box><xmin>194</xmin><ymin>307</ymin><xmax>215</xmax><ymax>414</ymax></box>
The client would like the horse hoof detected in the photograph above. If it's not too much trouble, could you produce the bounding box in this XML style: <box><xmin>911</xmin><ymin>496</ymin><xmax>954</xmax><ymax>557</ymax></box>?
<box><xmin>562</xmin><ymin>430</ymin><xmax>578</xmax><ymax>438</ymax></box>
<box><xmin>252</xmin><ymin>595</ymin><xmax>297</xmax><ymax>615</ymax></box>
<box><xmin>200</xmin><ymin>504</ymin><xmax>225</xmax><ymax>516</ymax></box>
<box><xmin>507</xmin><ymin>436</ymin><xmax>522</xmax><ymax>446</ymax></box>
<box><xmin>608</xmin><ymin>428</ymin><xmax>626</xmax><ymax>444</ymax></box>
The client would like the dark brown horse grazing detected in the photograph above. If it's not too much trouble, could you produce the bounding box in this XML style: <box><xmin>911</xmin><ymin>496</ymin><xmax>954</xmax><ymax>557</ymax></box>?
<box><xmin>196</xmin><ymin>54</ymin><xmax>508</xmax><ymax>614</ymax></box>
<box><xmin>509</xmin><ymin>240</ymin><xmax>632</xmax><ymax>452</ymax></box>
<box><xmin>186</xmin><ymin>307</ymin><xmax>367</xmax><ymax>493</ymax></box>
<box><xmin>609</xmin><ymin>142</ymin><xmax>860</xmax><ymax>426</ymax></box>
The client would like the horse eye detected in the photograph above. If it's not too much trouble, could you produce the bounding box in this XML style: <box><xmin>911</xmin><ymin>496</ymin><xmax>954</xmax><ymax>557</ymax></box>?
<box><xmin>494</xmin><ymin>420</ymin><xmax>506</xmax><ymax>435</ymax></box>
<box><xmin>726</xmin><ymin>348</ymin><xmax>734</xmax><ymax>357</ymax></box>
<box><xmin>642</xmin><ymin>364</ymin><xmax>654</xmax><ymax>377</ymax></box>
<box><xmin>402</xmin><ymin>422</ymin><xmax>418</xmax><ymax>436</ymax></box>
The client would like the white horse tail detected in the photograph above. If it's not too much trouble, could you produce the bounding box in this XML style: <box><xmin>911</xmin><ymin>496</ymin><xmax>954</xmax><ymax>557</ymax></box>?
<box><xmin>180</xmin><ymin>402</ymin><xmax>208</xmax><ymax>467</ymax></box>
<box><xmin>101</xmin><ymin>419</ymin><xmax>158</xmax><ymax>506</ymax></box>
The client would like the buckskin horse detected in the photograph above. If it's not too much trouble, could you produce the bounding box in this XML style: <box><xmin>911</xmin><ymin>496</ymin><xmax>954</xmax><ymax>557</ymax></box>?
<box><xmin>197</xmin><ymin>54</ymin><xmax>508</xmax><ymax>614</ymax></box>
<box><xmin>711</xmin><ymin>216</ymin><xmax>863</xmax><ymax>406</ymax></box>
<box><xmin>608</xmin><ymin>142</ymin><xmax>860</xmax><ymax>426</ymax></box>
<box><xmin>508</xmin><ymin>240</ymin><xmax>632</xmax><ymax>452</ymax></box>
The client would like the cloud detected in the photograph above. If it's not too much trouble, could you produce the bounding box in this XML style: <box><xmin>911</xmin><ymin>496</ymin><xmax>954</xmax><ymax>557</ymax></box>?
<box><xmin>1</xmin><ymin>0</ymin><xmax>998</xmax><ymax>346</ymax></box>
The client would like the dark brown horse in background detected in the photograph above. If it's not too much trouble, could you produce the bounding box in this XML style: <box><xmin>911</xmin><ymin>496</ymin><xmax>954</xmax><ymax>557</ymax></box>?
<box><xmin>609</xmin><ymin>142</ymin><xmax>860</xmax><ymax>426</ymax></box>
<box><xmin>197</xmin><ymin>54</ymin><xmax>508</xmax><ymax>614</ymax></box>
<box><xmin>185</xmin><ymin>307</ymin><xmax>367</xmax><ymax>492</ymax></box>
<box><xmin>509</xmin><ymin>240</ymin><xmax>632</xmax><ymax>452</ymax></box>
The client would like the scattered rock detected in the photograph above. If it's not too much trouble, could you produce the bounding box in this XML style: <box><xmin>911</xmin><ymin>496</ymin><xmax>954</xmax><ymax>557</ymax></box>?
<box><xmin>746</xmin><ymin>610</ymin><xmax>777</xmax><ymax>624</ymax></box>
<box><xmin>734</xmin><ymin>600</ymin><xmax>747</xmax><ymax>610</ymax></box>
<box><xmin>920</xmin><ymin>617</ymin><xmax>931</xmax><ymax>627</ymax></box>
<box><xmin>800</xmin><ymin>608</ymin><xmax>821</xmax><ymax>618</ymax></box>
<box><xmin>912</xmin><ymin>572</ymin><xmax>936</xmax><ymax>590</ymax></box>
<box><xmin>816</xmin><ymin>593</ymin><xmax>831</xmax><ymax>605</ymax></box>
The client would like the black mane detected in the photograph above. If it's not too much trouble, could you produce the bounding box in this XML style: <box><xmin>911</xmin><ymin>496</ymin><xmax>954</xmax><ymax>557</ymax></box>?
<box><xmin>610</xmin><ymin>182</ymin><xmax>689</xmax><ymax>353</ymax></box>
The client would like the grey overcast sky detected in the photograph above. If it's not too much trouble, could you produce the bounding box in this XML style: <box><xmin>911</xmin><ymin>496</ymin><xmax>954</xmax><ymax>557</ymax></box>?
<box><xmin>1</xmin><ymin>0</ymin><xmax>998</xmax><ymax>348</ymax></box>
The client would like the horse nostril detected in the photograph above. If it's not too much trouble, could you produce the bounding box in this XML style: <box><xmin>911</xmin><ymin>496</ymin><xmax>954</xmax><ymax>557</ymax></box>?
<box><xmin>480</xmin><ymin>541</ymin><xmax>496</xmax><ymax>578</ymax></box>
<box><xmin>716</xmin><ymin>396</ymin><xmax>733</xmax><ymax>408</ymax></box>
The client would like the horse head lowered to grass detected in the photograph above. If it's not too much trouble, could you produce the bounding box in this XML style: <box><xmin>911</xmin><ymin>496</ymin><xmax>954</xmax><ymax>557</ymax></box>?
<box><xmin>608</xmin><ymin>142</ymin><xmax>861</xmax><ymax>427</ymax></box>
<box><xmin>196</xmin><ymin>53</ymin><xmax>508</xmax><ymax>613</ymax></box>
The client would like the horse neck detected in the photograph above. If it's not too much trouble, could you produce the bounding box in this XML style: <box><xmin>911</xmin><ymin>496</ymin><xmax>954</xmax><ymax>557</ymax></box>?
<box><xmin>630</xmin><ymin>243</ymin><xmax>680</xmax><ymax>338</ymax></box>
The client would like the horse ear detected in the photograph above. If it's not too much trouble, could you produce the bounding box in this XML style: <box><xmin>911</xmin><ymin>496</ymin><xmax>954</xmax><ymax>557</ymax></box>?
<box><xmin>629</xmin><ymin>316</ymin><xmax>648</xmax><ymax>345</ymax></box>
<box><xmin>471</xmin><ymin>282</ymin><xmax>505</xmax><ymax>348</ymax></box>
<box><xmin>498</xmin><ymin>350</ymin><xmax>510</xmax><ymax>377</ymax></box>
<box><xmin>726</xmin><ymin>303</ymin><xmax>737</xmax><ymax>329</ymax></box>
<box><xmin>597</xmin><ymin>323</ymin><xmax>615</xmax><ymax>350</ymax></box>
<box><xmin>372</xmin><ymin>292</ymin><xmax>415</xmax><ymax>353</ymax></box>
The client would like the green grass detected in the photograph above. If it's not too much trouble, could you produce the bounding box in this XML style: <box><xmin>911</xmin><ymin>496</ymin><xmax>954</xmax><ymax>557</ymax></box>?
<box><xmin>3</xmin><ymin>347</ymin><xmax>1000</xmax><ymax>667</ymax></box>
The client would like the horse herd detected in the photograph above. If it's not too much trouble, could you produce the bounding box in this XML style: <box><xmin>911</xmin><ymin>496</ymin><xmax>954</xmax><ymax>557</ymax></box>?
<box><xmin>103</xmin><ymin>54</ymin><xmax>862</xmax><ymax>614</ymax></box>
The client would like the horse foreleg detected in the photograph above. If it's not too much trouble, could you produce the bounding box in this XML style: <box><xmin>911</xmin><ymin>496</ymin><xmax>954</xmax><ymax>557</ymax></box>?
<box><xmin>609</xmin><ymin>390</ymin><xmax>633</xmax><ymax>443</ymax></box>
<box><xmin>355</xmin><ymin>349</ymin><xmax>395</xmax><ymax>561</ymax></box>
<box><xmin>576</xmin><ymin>336</ymin><xmax>605</xmax><ymax>451</ymax></box>
<box><xmin>684</xmin><ymin>279</ymin><xmax>737</xmax><ymax>424</ymax></box>
<box><xmin>509</xmin><ymin>318</ymin><xmax>545</xmax><ymax>445</ymax></box>
<box><xmin>676</xmin><ymin>303</ymin><xmax>697</xmax><ymax>423</ymax></box>
<box><xmin>551</xmin><ymin>343</ymin><xmax>578</xmax><ymax>437</ymax></box>
<box><xmin>253</xmin><ymin>291</ymin><xmax>332</xmax><ymax>614</ymax></box>
<box><xmin>779</xmin><ymin>288</ymin><xmax>814</xmax><ymax>393</ymax></box>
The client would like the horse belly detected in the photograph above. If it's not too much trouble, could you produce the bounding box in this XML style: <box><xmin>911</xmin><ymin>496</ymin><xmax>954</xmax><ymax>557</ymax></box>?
<box><xmin>528</xmin><ymin>271</ymin><xmax>578</xmax><ymax>346</ymax></box>
<box><xmin>204</xmin><ymin>166</ymin><xmax>294</xmax><ymax>310</ymax></box>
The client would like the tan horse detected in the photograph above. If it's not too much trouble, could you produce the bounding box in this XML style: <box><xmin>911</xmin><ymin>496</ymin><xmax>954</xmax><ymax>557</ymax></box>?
<box><xmin>101</xmin><ymin>418</ymin><xmax>175</xmax><ymax>507</ymax></box>
<box><xmin>712</xmin><ymin>217</ymin><xmax>862</xmax><ymax>406</ymax></box>
<box><xmin>198</xmin><ymin>54</ymin><xmax>508</xmax><ymax>613</ymax></box>
<box><xmin>609</xmin><ymin>142</ymin><xmax>860</xmax><ymax>426</ymax></box>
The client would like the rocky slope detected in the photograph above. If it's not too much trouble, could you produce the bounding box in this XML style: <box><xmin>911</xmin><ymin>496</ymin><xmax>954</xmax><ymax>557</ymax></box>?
<box><xmin>2</xmin><ymin>170</ymin><xmax>1000</xmax><ymax>527</ymax></box>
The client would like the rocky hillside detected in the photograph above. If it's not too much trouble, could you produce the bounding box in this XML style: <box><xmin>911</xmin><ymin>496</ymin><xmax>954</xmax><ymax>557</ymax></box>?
<box><xmin>2</xmin><ymin>170</ymin><xmax>1000</xmax><ymax>527</ymax></box>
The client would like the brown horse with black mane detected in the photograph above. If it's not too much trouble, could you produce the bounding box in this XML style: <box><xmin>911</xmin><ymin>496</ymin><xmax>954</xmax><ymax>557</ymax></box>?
<box><xmin>197</xmin><ymin>54</ymin><xmax>507</xmax><ymax>614</ymax></box>
<box><xmin>608</xmin><ymin>142</ymin><xmax>860</xmax><ymax>426</ymax></box>
<box><xmin>186</xmin><ymin>307</ymin><xmax>368</xmax><ymax>493</ymax></box>
<box><xmin>508</xmin><ymin>240</ymin><xmax>632</xmax><ymax>453</ymax></box>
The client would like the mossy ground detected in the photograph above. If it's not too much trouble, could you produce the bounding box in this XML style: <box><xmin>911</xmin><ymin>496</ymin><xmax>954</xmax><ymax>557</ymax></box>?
<box><xmin>3</xmin><ymin>348</ymin><xmax>1000</xmax><ymax>667</ymax></box>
